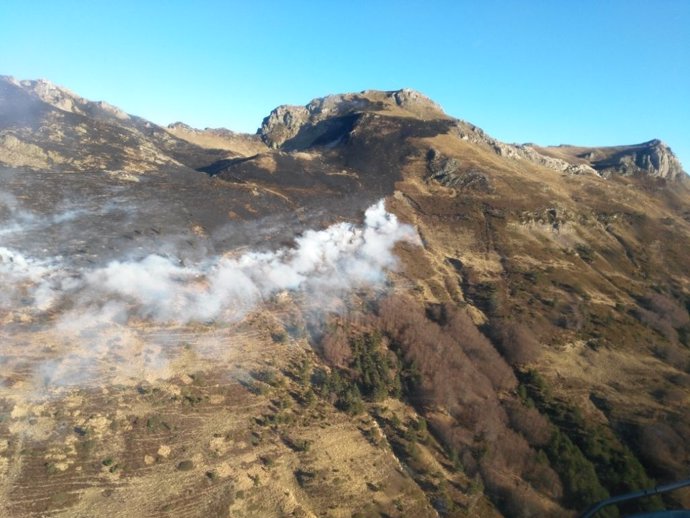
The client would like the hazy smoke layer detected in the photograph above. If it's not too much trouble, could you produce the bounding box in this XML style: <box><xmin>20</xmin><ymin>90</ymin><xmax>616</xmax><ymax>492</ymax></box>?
<box><xmin>3</xmin><ymin>200</ymin><xmax>418</xmax><ymax>324</ymax></box>
<box><xmin>1</xmin><ymin>198</ymin><xmax>418</xmax><ymax>389</ymax></box>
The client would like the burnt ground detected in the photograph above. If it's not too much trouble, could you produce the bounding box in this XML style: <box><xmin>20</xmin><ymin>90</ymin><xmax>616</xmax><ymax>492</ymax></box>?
<box><xmin>0</xmin><ymin>165</ymin><xmax>383</xmax><ymax>268</ymax></box>
<box><xmin>0</xmin><ymin>158</ymin><xmax>454</xmax><ymax>517</ymax></box>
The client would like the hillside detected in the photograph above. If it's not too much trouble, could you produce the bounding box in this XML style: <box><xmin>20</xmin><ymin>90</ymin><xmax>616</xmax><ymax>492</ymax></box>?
<box><xmin>0</xmin><ymin>78</ymin><xmax>689</xmax><ymax>517</ymax></box>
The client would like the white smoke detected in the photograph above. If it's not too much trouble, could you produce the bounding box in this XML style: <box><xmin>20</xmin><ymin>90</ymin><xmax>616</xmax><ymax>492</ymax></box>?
<box><xmin>64</xmin><ymin>200</ymin><xmax>417</xmax><ymax>323</ymax></box>
<box><xmin>0</xmin><ymin>246</ymin><xmax>53</xmax><ymax>310</ymax></box>
<box><xmin>3</xmin><ymin>199</ymin><xmax>418</xmax><ymax>323</ymax></box>
<box><xmin>0</xmin><ymin>199</ymin><xmax>419</xmax><ymax>389</ymax></box>
<box><xmin>0</xmin><ymin>191</ymin><xmax>37</xmax><ymax>236</ymax></box>
<box><xmin>0</xmin><ymin>190</ymin><xmax>93</xmax><ymax>238</ymax></box>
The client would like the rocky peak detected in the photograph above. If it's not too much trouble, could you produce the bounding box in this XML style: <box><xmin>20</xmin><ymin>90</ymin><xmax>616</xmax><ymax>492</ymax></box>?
<box><xmin>258</xmin><ymin>104</ymin><xmax>310</xmax><ymax>148</ymax></box>
<box><xmin>17</xmin><ymin>78</ymin><xmax>85</xmax><ymax>114</ymax></box>
<box><xmin>168</xmin><ymin>121</ymin><xmax>196</xmax><ymax>132</ymax></box>
<box><xmin>526</xmin><ymin>140</ymin><xmax>687</xmax><ymax>182</ymax></box>
<box><xmin>392</xmin><ymin>87</ymin><xmax>443</xmax><ymax>111</ymax></box>
<box><xmin>11</xmin><ymin>77</ymin><xmax>131</xmax><ymax>121</ymax></box>
<box><xmin>259</xmin><ymin>88</ymin><xmax>445</xmax><ymax>149</ymax></box>
<box><xmin>589</xmin><ymin>139</ymin><xmax>686</xmax><ymax>180</ymax></box>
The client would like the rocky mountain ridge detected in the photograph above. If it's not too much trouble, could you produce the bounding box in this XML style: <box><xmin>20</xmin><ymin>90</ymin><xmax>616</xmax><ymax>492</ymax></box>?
<box><xmin>0</xmin><ymin>75</ymin><xmax>229</xmax><ymax>173</ymax></box>
<box><xmin>13</xmin><ymin>77</ymin><xmax>131</xmax><ymax>121</ymax></box>
<box><xmin>258</xmin><ymin>89</ymin><xmax>686</xmax><ymax>181</ymax></box>
<box><xmin>258</xmin><ymin>88</ymin><xmax>447</xmax><ymax>149</ymax></box>
<box><xmin>1</xmin><ymin>76</ymin><xmax>685</xmax><ymax>183</ymax></box>
<box><xmin>535</xmin><ymin>139</ymin><xmax>686</xmax><ymax>180</ymax></box>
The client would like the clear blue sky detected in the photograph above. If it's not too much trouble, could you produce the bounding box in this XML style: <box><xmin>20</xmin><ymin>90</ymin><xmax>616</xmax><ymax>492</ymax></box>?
<box><xmin>1</xmin><ymin>1</ymin><xmax>688</xmax><ymax>169</ymax></box>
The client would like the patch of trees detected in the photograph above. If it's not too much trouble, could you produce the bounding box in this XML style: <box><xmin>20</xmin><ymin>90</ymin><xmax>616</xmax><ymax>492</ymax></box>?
<box><xmin>315</xmin><ymin>331</ymin><xmax>401</xmax><ymax>414</ymax></box>
<box><xmin>631</xmin><ymin>291</ymin><xmax>690</xmax><ymax>370</ymax></box>
<box><xmin>519</xmin><ymin>370</ymin><xmax>663</xmax><ymax>516</ymax></box>
<box><xmin>486</xmin><ymin>319</ymin><xmax>541</xmax><ymax>366</ymax></box>
<box><xmin>546</xmin><ymin>428</ymin><xmax>611</xmax><ymax>514</ymax></box>
<box><xmin>632</xmin><ymin>292</ymin><xmax>690</xmax><ymax>346</ymax></box>
<box><xmin>377</xmin><ymin>296</ymin><xmax>516</xmax><ymax>406</ymax></box>
<box><xmin>374</xmin><ymin>296</ymin><xmax>569</xmax><ymax>517</ymax></box>
<box><xmin>630</xmin><ymin>421</ymin><xmax>690</xmax><ymax>482</ymax></box>
<box><xmin>313</xmin><ymin>295</ymin><xmax>673</xmax><ymax>516</ymax></box>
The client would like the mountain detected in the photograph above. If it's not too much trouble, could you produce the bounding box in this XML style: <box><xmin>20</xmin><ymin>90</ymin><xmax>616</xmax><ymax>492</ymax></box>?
<box><xmin>535</xmin><ymin>140</ymin><xmax>686</xmax><ymax>180</ymax></box>
<box><xmin>0</xmin><ymin>76</ymin><xmax>231</xmax><ymax>173</ymax></box>
<box><xmin>1</xmin><ymin>77</ymin><xmax>689</xmax><ymax>518</ymax></box>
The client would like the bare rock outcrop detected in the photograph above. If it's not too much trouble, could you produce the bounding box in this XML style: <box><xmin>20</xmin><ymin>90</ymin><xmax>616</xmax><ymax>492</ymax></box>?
<box><xmin>259</xmin><ymin>104</ymin><xmax>311</xmax><ymax>148</ymax></box>
<box><xmin>17</xmin><ymin>78</ymin><xmax>131</xmax><ymax>122</ymax></box>
<box><xmin>259</xmin><ymin>88</ymin><xmax>446</xmax><ymax>149</ymax></box>
<box><xmin>588</xmin><ymin>139</ymin><xmax>686</xmax><ymax>180</ymax></box>
<box><xmin>426</xmin><ymin>148</ymin><xmax>493</xmax><ymax>192</ymax></box>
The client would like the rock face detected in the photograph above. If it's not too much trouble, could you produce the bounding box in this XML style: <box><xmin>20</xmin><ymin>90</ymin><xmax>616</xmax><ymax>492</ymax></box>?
<box><xmin>588</xmin><ymin>139</ymin><xmax>686</xmax><ymax>180</ymax></box>
<box><xmin>537</xmin><ymin>140</ymin><xmax>687</xmax><ymax>181</ymax></box>
<box><xmin>259</xmin><ymin>104</ymin><xmax>311</xmax><ymax>148</ymax></box>
<box><xmin>393</xmin><ymin>87</ymin><xmax>442</xmax><ymax>110</ymax></box>
<box><xmin>449</xmin><ymin>122</ymin><xmax>600</xmax><ymax>176</ymax></box>
<box><xmin>259</xmin><ymin>88</ymin><xmax>447</xmax><ymax>149</ymax></box>
<box><xmin>0</xmin><ymin>75</ymin><xmax>229</xmax><ymax>173</ymax></box>
<box><xmin>426</xmin><ymin>148</ymin><xmax>493</xmax><ymax>191</ymax></box>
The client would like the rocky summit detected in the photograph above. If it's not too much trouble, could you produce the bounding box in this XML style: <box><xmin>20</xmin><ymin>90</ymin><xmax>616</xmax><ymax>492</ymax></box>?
<box><xmin>0</xmin><ymin>77</ymin><xmax>689</xmax><ymax>518</ymax></box>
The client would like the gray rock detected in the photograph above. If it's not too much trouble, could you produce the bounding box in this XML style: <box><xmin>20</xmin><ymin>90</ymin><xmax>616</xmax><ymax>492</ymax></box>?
<box><xmin>427</xmin><ymin>148</ymin><xmax>493</xmax><ymax>192</ymax></box>
<box><xmin>590</xmin><ymin>139</ymin><xmax>686</xmax><ymax>180</ymax></box>
<box><xmin>258</xmin><ymin>89</ymin><xmax>445</xmax><ymax>149</ymax></box>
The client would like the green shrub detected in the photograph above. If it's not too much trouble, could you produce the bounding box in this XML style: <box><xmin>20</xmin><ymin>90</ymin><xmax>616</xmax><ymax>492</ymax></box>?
<box><xmin>349</xmin><ymin>332</ymin><xmax>400</xmax><ymax>401</ymax></box>
<box><xmin>546</xmin><ymin>429</ymin><xmax>612</xmax><ymax>515</ymax></box>
<box><xmin>520</xmin><ymin>370</ymin><xmax>663</xmax><ymax>515</ymax></box>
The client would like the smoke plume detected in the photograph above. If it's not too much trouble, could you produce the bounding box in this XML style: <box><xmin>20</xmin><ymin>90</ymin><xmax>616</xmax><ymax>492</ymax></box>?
<box><xmin>0</xmin><ymin>198</ymin><xmax>419</xmax><ymax>388</ymax></box>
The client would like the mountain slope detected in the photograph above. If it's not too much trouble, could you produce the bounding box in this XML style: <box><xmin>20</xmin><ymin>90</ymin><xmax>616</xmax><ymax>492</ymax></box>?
<box><xmin>166</xmin><ymin>122</ymin><xmax>268</xmax><ymax>157</ymax></box>
<box><xmin>0</xmin><ymin>76</ymin><xmax>231</xmax><ymax>173</ymax></box>
<box><xmin>0</xmin><ymin>79</ymin><xmax>689</xmax><ymax>517</ymax></box>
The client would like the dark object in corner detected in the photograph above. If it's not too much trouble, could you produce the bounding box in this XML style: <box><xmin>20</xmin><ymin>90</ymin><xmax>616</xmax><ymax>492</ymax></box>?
<box><xmin>580</xmin><ymin>478</ymin><xmax>690</xmax><ymax>518</ymax></box>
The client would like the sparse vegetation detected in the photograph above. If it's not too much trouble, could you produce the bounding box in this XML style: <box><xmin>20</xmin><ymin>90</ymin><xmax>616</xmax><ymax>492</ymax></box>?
<box><xmin>520</xmin><ymin>370</ymin><xmax>663</xmax><ymax>515</ymax></box>
<box><xmin>575</xmin><ymin>243</ymin><xmax>595</xmax><ymax>263</ymax></box>
<box><xmin>177</xmin><ymin>460</ymin><xmax>194</xmax><ymax>471</ymax></box>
